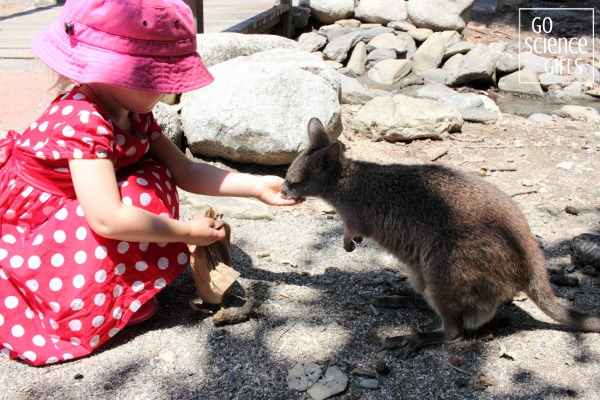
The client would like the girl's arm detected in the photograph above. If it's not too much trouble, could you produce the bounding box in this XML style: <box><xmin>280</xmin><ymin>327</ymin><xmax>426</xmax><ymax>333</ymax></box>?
<box><xmin>148</xmin><ymin>134</ymin><xmax>299</xmax><ymax>206</ymax></box>
<box><xmin>69</xmin><ymin>158</ymin><xmax>226</xmax><ymax>246</ymax></box>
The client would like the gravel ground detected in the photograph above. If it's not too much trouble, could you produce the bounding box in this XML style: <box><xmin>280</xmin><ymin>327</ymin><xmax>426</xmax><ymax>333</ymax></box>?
<box><xmin>1</xmin><ymin>104</ymin><xmax>599</xmax><ymax>400</ymax></box>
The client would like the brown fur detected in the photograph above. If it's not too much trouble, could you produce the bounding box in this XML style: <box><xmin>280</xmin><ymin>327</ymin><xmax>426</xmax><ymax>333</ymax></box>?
<box><xmin>281</xmin><ymin>118</ymin><xmax>600</xmax><ymax>357</ymax></box>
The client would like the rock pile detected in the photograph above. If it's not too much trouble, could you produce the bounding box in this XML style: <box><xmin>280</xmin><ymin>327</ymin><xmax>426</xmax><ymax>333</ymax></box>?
<box><xmin>155</xmin><ymin>0</ymin><xmax>600</xmax><ymax>166</ymax></box>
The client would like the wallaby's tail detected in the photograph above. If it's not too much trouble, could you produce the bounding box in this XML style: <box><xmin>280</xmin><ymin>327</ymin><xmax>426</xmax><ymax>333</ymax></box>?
<box><xmin>526</xmin><ymin>262</ymin><xmax>600</xmax><ymax>332</ymax></box>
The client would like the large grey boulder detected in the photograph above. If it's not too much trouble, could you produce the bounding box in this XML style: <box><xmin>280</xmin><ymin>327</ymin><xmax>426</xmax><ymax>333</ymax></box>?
<box><xmin>181</xmin><ymin>49</ymin><xmax>342</xmax><ymax>166</ymax></box>
<box><xmin>354</xmin><ymin>94</ymin><xmax>463</xmax><ymax>141</ymax></box>
<box><xmin>438</xmin><ymin>93</ymin><xmax>501</xmax><ymax>123</ymax></box>
<box><xmin>407</xmin><ymin>0</ymin><xmax>474</xmax><ymax>32</ymax></box>
<box><xmin>154</xmin><ymin>102</ymin><xmax>183</xmax><ymax>149</ymax></box>
<box><xmin>443</xmin><ymin>44</ymin><xmax>495</xmax><ymax>86</ymax></box>
<box><xmin>498</xmin><ymin>67</ymin><xmax>544</xmax><ymax>97</ymax></box>
<box><xmin>354</xmin><ymin>0</ymin><xmax>407</xmax><ymax>25</ymax></box>
<box><xmin>298</xmin><ymin>0</ymin><xmax>355</xmax><ymax>24</ymax></box>
<box><xmin>196</xmin><ymin>33</ymin><xmax>303</xmax><ymax>67</ymax></box>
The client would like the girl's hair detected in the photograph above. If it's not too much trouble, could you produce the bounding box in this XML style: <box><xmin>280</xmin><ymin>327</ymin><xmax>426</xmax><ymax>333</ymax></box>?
<box><xmin>51</xmin><ymin>74</ymin><xmax>76</xmax><ymax>95</ymax></box>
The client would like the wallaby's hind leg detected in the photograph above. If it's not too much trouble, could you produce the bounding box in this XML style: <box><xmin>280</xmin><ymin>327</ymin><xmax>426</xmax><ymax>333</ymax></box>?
<box><xmin>370</xmin><ymin>295</ymin><xmax>431</xmax><ymax>310</ymax></box>
<box><xmin>382</xmin><ymin>313</ymin><xmax>464</xmax><ymax>358</ymax></box>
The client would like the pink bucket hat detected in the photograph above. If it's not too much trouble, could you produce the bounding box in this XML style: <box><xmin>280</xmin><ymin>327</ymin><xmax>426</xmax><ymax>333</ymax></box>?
<box><xmin>30</xmin><ymin>0</ymin><xmax>213</xmax><ymax>93</ymax></box>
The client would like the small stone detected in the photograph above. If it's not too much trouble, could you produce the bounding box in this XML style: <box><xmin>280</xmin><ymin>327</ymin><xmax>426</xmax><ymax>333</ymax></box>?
<box><xmin>358</xmin><ymin>378</ymin><xmax>380</xmax><ymax>389</ymax></box>
<box><xmin>306</xmin><ymin>366</ymin><xmax>348</xmax><ymax>400</ymax></box>
<box><xmin>287</xmin><ymin>360</ymin><xmax>322</xmax><ymax>392</ymax></box>
<box><xmin>565</xmin><ymin>206</ymin><xmax>580</xmax><ymax>215</ymax></box>
<box><xmin>571</xmin><ymin>234</ymin><xmax>600</xmax><ymax>268</ymax></box>
<box><xmin>582</xmin><ymin>265</ymin><xmax>597</xmax><ymax>275</ymax></box>
<box><xmin>550</xmin><ymin>275</ymin><xmax>579</xmax><ymax>287</ymax></box>
<box><xmin>556</xmin><ymin>161</ymin><xmax>573</xmax><ymax>170</ymax></box>
<box><xmin>257</xmin><ymin>251</ymin><xmax>271</xmax><ymax>258</ymax></box>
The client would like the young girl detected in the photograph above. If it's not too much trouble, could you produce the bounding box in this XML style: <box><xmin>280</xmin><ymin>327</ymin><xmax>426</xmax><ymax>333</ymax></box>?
<box><xmin>0</xmin><ymin>0</ymin><xmax>299</xmax><ymax>366</ymax></box>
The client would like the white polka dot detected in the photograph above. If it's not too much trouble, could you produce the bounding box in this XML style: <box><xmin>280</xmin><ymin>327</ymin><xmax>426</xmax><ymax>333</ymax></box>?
<box><xmin>92</xmin><ymin>316</ymin><xmax>105</xmax><ymax>328</ymax></box>
<box><xmin>68</xmin><ymin>320</ymin><xmax>82</xmax><ymax>331</ymax></box>
<box><xmin>115</xmin><ymin>263</ymin><xmax>126</xmax><ymax>275</ymax></box>
<box><xmin>49</xmin><ymin>302</ymin><xmax>60</xmax><ymax>312</ymax></box>
<box><xmin>73</xmin><ymin>148</ymin><xmax>83</xmax><ymax>159</ymax></box>
<box><xmin>157</xmin><ymin>257</ymin><xmax>169</xmax><ymax>270</ymax></box>
<box><xmin>94</xmin><ymin>293</ymin><xmax>105</xmax><ymax>306</ymax></box>
<box><xmin>38</xmin><ymin>121</ymin><xmax>49</xmax><ymax>132</ymax></box>
<box><xmin>11</xmin><ymin>325</ymin><xmax>24</xmax><ymax>337</ymax></box>
<box><xmin>113</xmin><ymin>307</ymin><xmax>122</xmax><ymax>319</ymax></box>
<box><xmin>62</xmin><ymin>105</ymin><xmax>74</xmax><ymax>115</ymax></box>
<box><xmin>129</xmin><ymin>300</ymin><xmax>142</xmax><ymax>312</ymax></box>
<box><xmin>51</xmin><ymin>253</ymin><xmax>64</xmax><ymax>267</ymax></box>
<box><xmin>25</xmin><ymin>308</ymin><xmax>34</xmax><ymax>319</ymax></box>
<box><xmin>25</xmin><ymin>280</ymin><xmax>39</xmax><ymax>292</ymax></box>
<box><xmin>32</xmin><ymin>234</ymin><xmax>44</xmax><ymax>245</ymax></box>
<box><xmin>117</xmin><ymin>242</ymin><xmax>129</xmax><ymax>254</ymax></box>
<box><xmin>177</xmin><ymin>252</ymin><xmax>188</xmax><ymax>265</ymax></box>
<box><xmin>32</xmin><ymin>334</ymin><xmax>46</xmax><ymax>347</ymax></box>
<box><xmin>76</xmin><ymin>227</ymin><xmax>87</xmax><ymax>240</ymax></box>
<box><xmin>113</xmin><ymin>285</ymin><xmax>123</xmax><ymax>297</ymax></box>
<box><xmin>154</xmin><ymin>278</ymin><xmax>166</xmax><ymax>289</ymax></box>
<box><xmin>0</xmin><ymin>314</ymin><xmax>4</xmax><ymax>326</ymax></box>
<box><xmin>97</xmin><ymin>125</ymin><xmax>109</xmax><ymax>135</ymax></box>
<box><xmin>108</xmin><ymin>328</ymin><xmax>120</xmax><ymax>337</ymax></box>
<box><xmin>73</xmin><ymin>274</ymin><xmax>85</xmax><ymax>288</ymax></box>
<box><xmin>2</xmin><ymin>235</ymin><xmax>16</xmax><ymax>244</ymax></box>
<box><xmin>135</xmin><ymin>261</ymin><xmax>148</xmax><ymax>271</ymax></box>
<box><xmin>95</xmin><ymin>246</ymin><xmax>108</xmax><ymax>260</ymax></box>
<box><xmin>0</xmin><ymin>269</ymin><xmax>7</xmax><ymax>280</ymax></box>
<box><xmin>49</xmin><ymin>105</ymin><xmax>59</xmax><ymax>114</ymax></box>
<box><xmin>0</xmin><ymin>249</ymin><xmax>7</xmax><ymax>261</ymax></box>
<box><xmin>90</xmin><ymin>335</ymin><xmax>100</xmax><ymax>347</ymax></box>
<box><xmin>39</xmin><ymin>192</ymin><xmax>51</xmax><ymax>203</ymax></box>
<box><xmin>125</xmin><ymin>147</ymin><xmax>136</xmax><ymax>157</ymax></box>
<box><xmin>74</xmin><ymin>251</ymin><xmax>87</xmax><ymax>264</ymax></box>
<box><xmin>63</xmin><ymin>353</ymin><xmax>73</xmax><ymax>360</ymax></box>
<box><xmin>165</xmin><ymin>181</ymin><xmax>172</xmax><ymax>190</ymax></box>
<box><xmin>132</xmin><ymin>281</ymin><xmax>144</xmax><ymax>292</ymax></box>
<box><xmin>22</xmin><ymin>351</ymin><xmax>36</xmax><ymax>362</ymax></box>
<box><xmin>10</xmin><ymin>256</ymin><xmax>24</xmax><ymax>268</ymax></box>
<box><xmin>53</xmin><ymin>230</ymin><xmax>66</xmax><ymax>243</ymax></box>
<box><xmin>28</xmin><ymin>256</ymin><xmax>41</xmax><ymax>270</ymax></box>
<box><xmin>122</xmin><ymin>196</ymin><xmax>132</xmax><ymax>205</ymax></box>
<box><xmin>139</xmin><ymin>243</ymin><xmax>149</xmax><ymax>251</ymax></box>
<box><xmin>140</xmin><ymin>192</ymin><xmax>151</xmax><ymax>206</ymax></box>
<box><xmin>115</xmin><ymin>134</ymin><xmax>126</xmax><ymax>146</ymax></box>
<box><xmin>71</xmin><ymin>299</ymin><xmax>84</xmax><ymax>311</ymax></box>
<box><xmin>55</xmin><ymin>208</ymin><xmax>68</xmax><ymax>220</ymax></box>
<box><xmin>70</xmin><ymin>337</ymin><xmax>80</xmax><ymax>346</ymax></box>
<box><xmin>78</xmin><ymin>110</ymin><xmax>89</xmax><ymax>123</ymax></box>
<box><xmin>95</xmin><ymin>269</ymin><xmax>107</xmax><ymax>283</ymax></box>
<box><xmin>5</xmin><ymin>296</ymin><xmax>18</xmax><ymax>309</ymax></box>
<box><xmin>49</xmin><ymin>278</ymin><xmax>62</xmax><ymax>291</ymax></box>
<box><xmin>76</xmin><ymin>206</ymin><xmax>84</xmax><ymax>216</ymax></box>
<box><xmin>74</xmin><ymin>93</ymin><xmax>86</xmax><ymax>100</ymax></box>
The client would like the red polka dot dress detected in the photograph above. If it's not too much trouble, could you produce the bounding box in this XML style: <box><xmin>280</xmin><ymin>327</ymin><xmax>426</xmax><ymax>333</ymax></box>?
<box><xmin>0</xmin><ymin>87</ymin><xmax>189</xmax><ymax>366</ymax></box>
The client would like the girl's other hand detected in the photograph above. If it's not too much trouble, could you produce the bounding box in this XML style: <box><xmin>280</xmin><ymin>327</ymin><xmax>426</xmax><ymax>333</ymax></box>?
<box><xmin>188</xmin><ymin>216</ymin><xmax>227</xmax><ymax>246</ymax></box>
<box><xmin>255</xmin><ymin>175</ymin><xmax>304</xmax><ymax>206</ymax></box>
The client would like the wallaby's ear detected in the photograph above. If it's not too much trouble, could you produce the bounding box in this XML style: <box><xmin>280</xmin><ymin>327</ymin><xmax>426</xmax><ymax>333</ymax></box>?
<box><xmin>307</xmin><ymin>118</ymin><xmax>331</xmax><ymax>149</ymax></box>
<box><xmin>317</xmin><ymin>141</ymin><xmax>341</xmax><ymax>173</ymax></box>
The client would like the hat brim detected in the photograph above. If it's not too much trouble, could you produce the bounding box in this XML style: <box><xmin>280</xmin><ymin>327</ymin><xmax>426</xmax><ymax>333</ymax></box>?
<box><xmin>30</xmin><ymin>21</ymin><xmax>214</xmax><ymax>94</ymax></box>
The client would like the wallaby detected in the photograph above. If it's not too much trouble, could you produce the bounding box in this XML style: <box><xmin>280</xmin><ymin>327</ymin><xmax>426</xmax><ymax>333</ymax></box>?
<box><xmin>281</xmin><ymin>118</ymin><xmax>600</xmax><ymax>357</ymax></box>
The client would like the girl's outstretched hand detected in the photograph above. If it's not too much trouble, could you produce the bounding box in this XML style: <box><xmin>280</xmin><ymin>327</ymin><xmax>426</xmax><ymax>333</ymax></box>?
<box><xmin>255</xmin><ymin>175</ymin><xmax>304</xmax><ymax>206</ymax></box>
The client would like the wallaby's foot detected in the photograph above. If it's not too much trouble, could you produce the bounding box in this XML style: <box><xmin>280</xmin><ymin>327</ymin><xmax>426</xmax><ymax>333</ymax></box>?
<box><xmin>370</xmin><ymin>295</ymin><xmax>431</xmax><ymax>310</ymax></box>
<box><xmin>382</xmin><ymin>330</ymin><xmax>462</xmax><ymax>358</ymax></box>
<box><xmin>343</xmin><ymin>236</ymin><xmax>362</xmax><ymax>252</ymax></box>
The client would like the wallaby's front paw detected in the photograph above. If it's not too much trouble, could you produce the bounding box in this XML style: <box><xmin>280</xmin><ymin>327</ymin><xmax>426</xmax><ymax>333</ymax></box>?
<box><xmin>382</xmin><ymin>335</ymin><xmax>419</xmax><ymax>359</ymax></box>
<box><xmin>343</xmin><ymin>240</ymin><xmax>356</xmax><ymax>252</ymax></box>
<box><xmin>353</xmin><ymin>236</ymin><xmax>363</xmax><ymax>243</ymax></box>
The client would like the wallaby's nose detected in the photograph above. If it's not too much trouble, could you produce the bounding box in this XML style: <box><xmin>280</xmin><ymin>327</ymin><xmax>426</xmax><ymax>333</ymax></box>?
<box><xmin>280</xmin><ymin>182</ymin><xmax>295</xmax><ymax>200</ymax></box>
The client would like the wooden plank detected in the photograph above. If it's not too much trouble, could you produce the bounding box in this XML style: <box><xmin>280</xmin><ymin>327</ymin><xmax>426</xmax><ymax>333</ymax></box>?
<box><xmin>0</xmin><ymin>1</ymin><xmax>284</xmax><ymax>59</ymax></box>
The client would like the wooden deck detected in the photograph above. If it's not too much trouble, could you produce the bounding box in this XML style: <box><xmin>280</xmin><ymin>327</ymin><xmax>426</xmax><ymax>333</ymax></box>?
<box><xmin>0</xmin><ymin>0</ymin><xmax>287</xmax><ymax>59</ymax></box>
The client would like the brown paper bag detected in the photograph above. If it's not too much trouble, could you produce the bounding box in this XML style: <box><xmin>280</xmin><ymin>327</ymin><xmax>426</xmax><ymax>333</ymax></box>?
<box><xmin>189</xmin><ymin>207</ymin><xmax>240</xmax><ymax>304</ymax></box>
